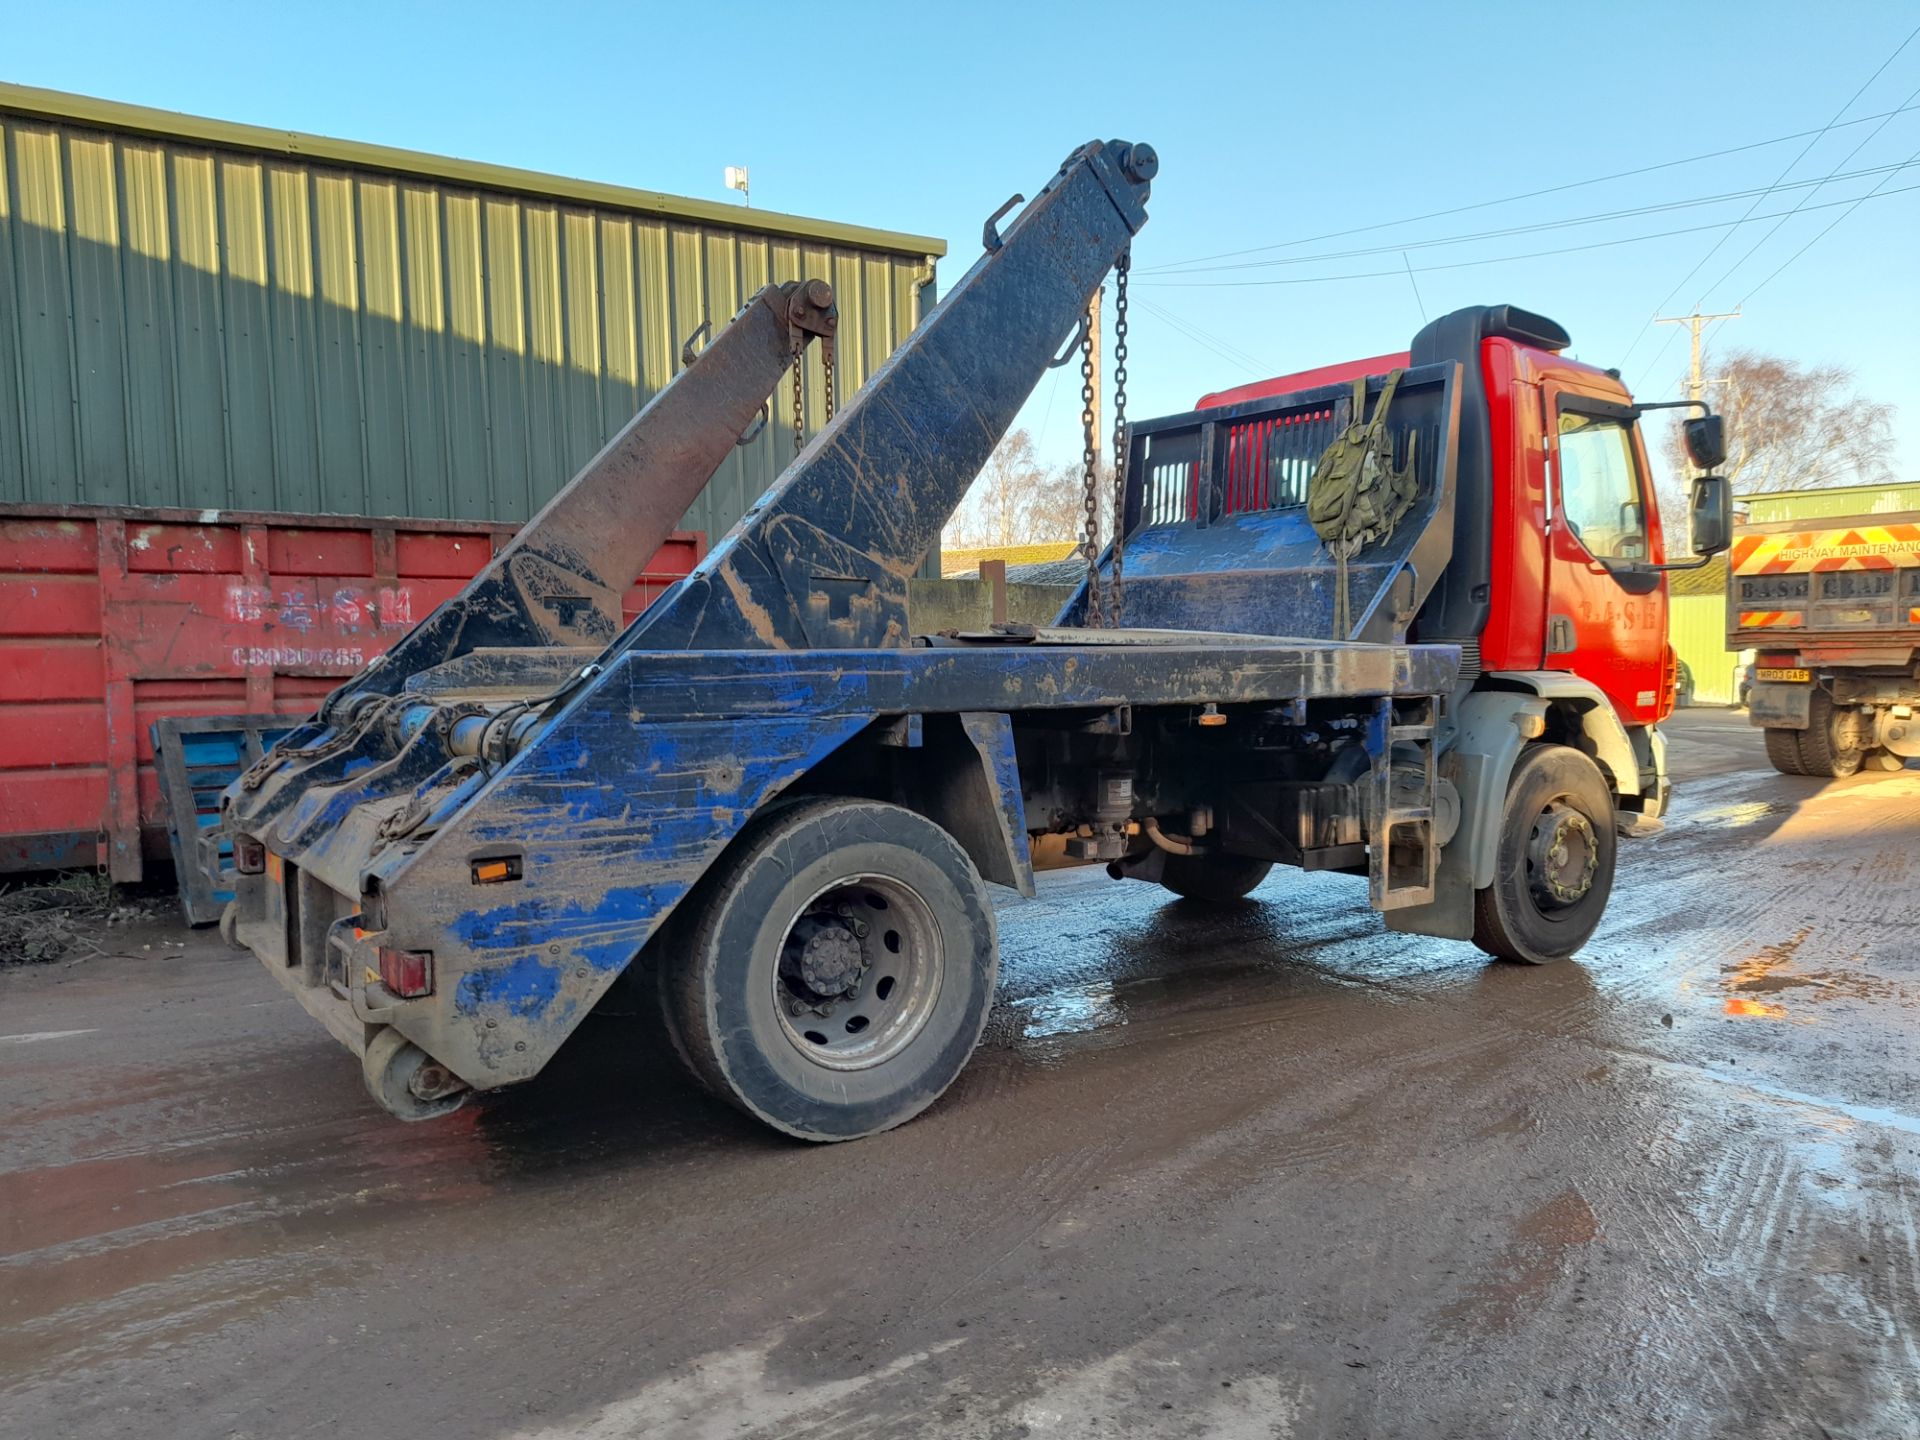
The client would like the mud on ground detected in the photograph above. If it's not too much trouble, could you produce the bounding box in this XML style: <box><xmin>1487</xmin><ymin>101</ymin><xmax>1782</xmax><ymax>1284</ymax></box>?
<box><xmin>2</xmin><ymin>709</ymin><xmax>1916</xmax><ymax>1439</ymax></box>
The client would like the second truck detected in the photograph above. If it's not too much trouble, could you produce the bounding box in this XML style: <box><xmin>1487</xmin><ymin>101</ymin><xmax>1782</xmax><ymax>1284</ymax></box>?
<box><xmin>221</xmin><ymin>139</ymin><xmax>1731</xmax><ymax>1139</ymax></box>
<box><xmin>1733</xmin><ymin>481</ymin><xmax>1920</xmax><ymax>777</ymax></box>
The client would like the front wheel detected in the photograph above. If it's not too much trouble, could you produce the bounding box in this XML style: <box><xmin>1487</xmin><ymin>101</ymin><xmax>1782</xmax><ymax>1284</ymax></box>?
<box><xmin>1472</xmin><ymin>746</ymin><xmax>1617</xmax><ymax>965</ymax></box>
<box><xmin>661</xmin><ymin>797</ymin><xmax>998</xmax><ymax>1142</ymax></box>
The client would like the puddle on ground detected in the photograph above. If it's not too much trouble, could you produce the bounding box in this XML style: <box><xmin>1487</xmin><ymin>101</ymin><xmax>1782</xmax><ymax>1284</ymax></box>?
<box><xmin>1710</xmin><ymin>925</ymin><xmax>1903</xmax><ymax>1020</ymax></box>
<box><xmin>1015</xmin><ymin>981</ymin><xmax>1123</xmax><ymax>1039</ymax></box>
<box><xmin>1686</xmin><ymin>799</ymin><xmax>1794</xmax><ymax>830</ymax></box>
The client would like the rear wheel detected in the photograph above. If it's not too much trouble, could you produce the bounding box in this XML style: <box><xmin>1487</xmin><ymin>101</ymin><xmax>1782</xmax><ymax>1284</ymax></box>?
<box><xmin>1158</xmin><ymin>851</ymin><xmax>1273</xmax><ymax>903</ymax></box>
<box><xmin>1763</xmin><ymin>726</ymin><xmax>1808</xmax><ymax>776</ymax></box>
<box><xmin>1796</xmin><ymin>690</ymin><xmax>1862</xmax><ymax>778</ymax></box>
<box><xmin>1472</xmin><ymin>745</ymin><xmax>1617</xmax><ymax>966</ymax></box>
<box><xmin>661</xmin><ymin>797</ymin><xmax>998</xmax><ymax>1142</ymax></box>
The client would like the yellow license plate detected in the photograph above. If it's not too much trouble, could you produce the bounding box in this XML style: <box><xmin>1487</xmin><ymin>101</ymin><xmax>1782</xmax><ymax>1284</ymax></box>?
<box><xmin>1756</xmin><ymin>667</ymin><xmax>1811</xmax><ymax>683</ymax></box>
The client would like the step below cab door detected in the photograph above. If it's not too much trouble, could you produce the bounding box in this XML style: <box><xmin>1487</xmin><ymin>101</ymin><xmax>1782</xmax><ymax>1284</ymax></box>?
<box><xmin>1543</xmin><ymin>384</ymin><xmax>1668</xmax><ymax>727</ymax></box>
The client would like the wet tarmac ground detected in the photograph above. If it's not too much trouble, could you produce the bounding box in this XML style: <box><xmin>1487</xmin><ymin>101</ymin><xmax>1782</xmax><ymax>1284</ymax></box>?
<box><xmin>3</xmin><ymin>709</ymin><xmax>1917</xmax><ymax>1439</ymax></box>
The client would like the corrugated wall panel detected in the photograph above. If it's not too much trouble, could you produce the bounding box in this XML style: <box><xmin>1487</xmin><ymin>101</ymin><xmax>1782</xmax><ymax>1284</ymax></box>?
<box><xmin>1671</xmin><ymin>593</ymin><xmax>1742</xmax><ymax>705</ymax></box>
<box><xmin>0</xmin><ymin>104</ymin><xmax>937</xmax><ymax>539</ymax></box>
<box><xmin>0</xmin><ymin>129</ymin><xmax>21</xmax><ymax>500</ymax></box>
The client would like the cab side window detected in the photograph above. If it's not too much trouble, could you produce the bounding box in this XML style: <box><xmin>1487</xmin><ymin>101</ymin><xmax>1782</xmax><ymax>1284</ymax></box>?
<box><xmin>1557</xmin><ymin>412</ymin><xmax>1648</xmax><ymax>562</ymax></box>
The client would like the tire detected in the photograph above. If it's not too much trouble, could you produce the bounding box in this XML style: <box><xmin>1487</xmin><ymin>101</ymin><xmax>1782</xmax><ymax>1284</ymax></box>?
<box><xmin>660</xmin><ymin>797</ymin><xmax>998</xmax><ymax>1142</ymax></box>
<box><xmin>1472</xmin><ymin>745</ymin><xmax>1617</xmax><ymax>966</ymax></box>
<box><xmin>1795</xmin><ymin>689</ymin><xmax>1862</xmax><ymax>778</ymax></box>
<box><xmin>1159</xmin><ymin>851</ymin><xmax>1273</xmax><ymax>902</ymax></box>
<box><xmin>1764</xmin><ymin>726</ymin><xmax>1808</xmax><ymax>776</ymax></box>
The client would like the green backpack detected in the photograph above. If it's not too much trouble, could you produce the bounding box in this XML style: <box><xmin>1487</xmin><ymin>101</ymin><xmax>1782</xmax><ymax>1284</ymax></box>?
<box><xmin>1305</xmin><ymin>369</ymin><xmax>1419</xmax><ymax>636</ymax></box>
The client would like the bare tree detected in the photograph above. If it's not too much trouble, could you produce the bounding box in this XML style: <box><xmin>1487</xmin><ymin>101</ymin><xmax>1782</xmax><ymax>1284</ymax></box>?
<box><xmin>1661</xmin><ymin>349</ymin><xmax>1897</xmax><ymax>496</ymax></box>
<box><xmin>944</xmin><ymin>431</ymin><xmax>1115</xmax><ymax>551</ymax></box>
<box><xmin>946</xmin><ymin>429</ymin><xmax>1044</xmax><ymax>549</ymax></box>
<box><xmin>1025</xmin><ymin>460</ymin><xmax>1112</xmax><ymax>546</ymax></box>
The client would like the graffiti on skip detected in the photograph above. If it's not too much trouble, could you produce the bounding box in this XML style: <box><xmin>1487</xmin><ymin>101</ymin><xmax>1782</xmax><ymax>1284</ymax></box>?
<box><xmin>224</xmin><ymin>583</ymin><xmax>415</xmax><ymax>629</ymax></box>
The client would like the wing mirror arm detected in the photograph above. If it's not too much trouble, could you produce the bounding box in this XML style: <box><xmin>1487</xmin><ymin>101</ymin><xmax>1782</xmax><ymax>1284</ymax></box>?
<box><xmin>1633</xmin><ymin>397</ymin><xmax>1728</xmax><ymax>471</ymax></box>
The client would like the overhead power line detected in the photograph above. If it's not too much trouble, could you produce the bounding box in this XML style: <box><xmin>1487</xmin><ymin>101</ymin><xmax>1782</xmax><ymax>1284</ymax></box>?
<box><xmin>1133</xmin><ymin>181</ymin><xmax>1920</xmax><ymax>289</ymax></box>
<box><xmin>1621</xmin><ymin>18</ymin><xmax>1920</xmax><ymax>371</ymax></box>
<box><xmin>1696</xmin><ymin>76</ymin><xmax>1920</xmax><ymax>305</ymax></box>
<box><xmin>1132</xmin><ymin>297</ymin><xmax>1278</xmax><ymax>375</ymax></box>
<box><xmin>1153</xmin><ymin>159</ymin><xmax>1920</xmax><ymax>275</ymax></box>
<box><xmin>1140</xmin><ymin>99</ymin><xmax>1920</xmax><ymax>275</ymax></box>
<box><xmin>1740</xmin><ymin>139</ymin><xmax>1920</xmax><ymax>305</ymax></box>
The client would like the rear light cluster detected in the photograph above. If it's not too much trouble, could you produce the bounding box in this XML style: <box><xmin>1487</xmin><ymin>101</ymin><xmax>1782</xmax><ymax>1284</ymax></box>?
<box><xmin>378</xmin><ymin>947</ymin><xmax>434</xmax><ymax>999</ymax></box>
<box><xmin>234</xmin><ymin>834</ymin><xmax>267</xmax><ymax>874</ymax></box>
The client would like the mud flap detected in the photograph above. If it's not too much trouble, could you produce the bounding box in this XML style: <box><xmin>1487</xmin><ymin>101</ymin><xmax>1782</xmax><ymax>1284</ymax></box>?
<box><xmin>1383</xmin><ymin>750</ymin><xmax>1484</xmax><ymax>941</ymax></box>
<box><xmin>914</xmin><ymin>712</ymin><xmax>1035</xmax><ymax>898</ymax></box>
<box><xmin>1384</xmin><ymin>694</ymin><xmax>1541</xmax><ymax>942</ymax></box>
<box><xmin>1747</xmin><ymin>682</ymin><xmax>1812</xmax><ymax>729</ymax></box>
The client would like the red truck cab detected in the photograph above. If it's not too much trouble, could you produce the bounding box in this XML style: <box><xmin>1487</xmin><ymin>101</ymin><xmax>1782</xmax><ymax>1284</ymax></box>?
<box><xmin>1200</xmin><ymin>309</ymin><xmax>1677</xmax><ymax>735</ymax></box>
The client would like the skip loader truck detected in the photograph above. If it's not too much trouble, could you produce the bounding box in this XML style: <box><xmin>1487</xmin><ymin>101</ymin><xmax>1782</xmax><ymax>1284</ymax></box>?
<box><xmin>1732</xmin><ymin>482</ymin><xmax>1920</xmax><ymax>777</ymax></box>
<box><xmin>222</xmin><ymin>140</ymin><xmax>1732</xmax><ymax>1139</ymax></box>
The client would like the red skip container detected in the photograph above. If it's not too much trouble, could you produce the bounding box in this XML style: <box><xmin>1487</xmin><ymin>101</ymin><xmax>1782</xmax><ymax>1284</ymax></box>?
<box><xmin>0</xmin><ymin>502</ymin><xmax>702</xmax><ymax>880</ymax></box>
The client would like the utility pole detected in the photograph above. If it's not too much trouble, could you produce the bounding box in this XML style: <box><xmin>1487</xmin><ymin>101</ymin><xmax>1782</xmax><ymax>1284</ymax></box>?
<box><xmin>1654</xmin><ymin>307</ymin><xmax>1739</xmax><ymax>406</ymax></box>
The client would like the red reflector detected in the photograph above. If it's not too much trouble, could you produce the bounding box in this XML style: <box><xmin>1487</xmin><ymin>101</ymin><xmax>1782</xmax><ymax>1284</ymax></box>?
<box><xmin>378</xmin><ymin>948</ymin><xmax>433</xmax><ymax>999</ymax></box>
<box><xmin>235</xmin><ymin>834</ymin><xmax>267</xmax><ymax>875</ymax></box>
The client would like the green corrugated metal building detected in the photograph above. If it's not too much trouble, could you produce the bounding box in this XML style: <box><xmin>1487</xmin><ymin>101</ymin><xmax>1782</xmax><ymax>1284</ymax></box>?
<box><xmin>1740</xmin><ymin>482</ymin><xmax>1920</xmax><ymax>525</ymax></box>
<box><xmin>0</xmin><ymin>83</ymin><xmax>944</xmax><ymax>541</ymax></box>
<box><xmin>1670</xmin><ymin>556</ymin><xmax>1742</xmax><ymax>706</ymax></box>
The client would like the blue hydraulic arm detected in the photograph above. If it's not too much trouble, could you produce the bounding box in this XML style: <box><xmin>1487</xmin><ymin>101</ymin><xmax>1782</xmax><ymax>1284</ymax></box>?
<box><xmin>221</xmin><ymin>139</ymin><xmax>1160</xmax><ymax>1094</ymax></box>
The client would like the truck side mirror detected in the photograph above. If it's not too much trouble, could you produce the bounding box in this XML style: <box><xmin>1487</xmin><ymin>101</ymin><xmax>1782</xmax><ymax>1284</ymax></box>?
<box><xmin>1683</xmin><ymin>414</ymin><xmax>1726</xmax><ymax>470</ymax></box>
<box><xmin>1690</xmin><ymin>474</ymin><xmax>1731</xmax><ymax>557</ymax></box>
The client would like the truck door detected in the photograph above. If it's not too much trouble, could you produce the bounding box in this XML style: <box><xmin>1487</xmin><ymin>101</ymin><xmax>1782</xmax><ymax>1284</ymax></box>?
<box><xmin>1543</xmin><ymin>388</ymin><xmax>1668</xmax><ymax>727</ymax></box>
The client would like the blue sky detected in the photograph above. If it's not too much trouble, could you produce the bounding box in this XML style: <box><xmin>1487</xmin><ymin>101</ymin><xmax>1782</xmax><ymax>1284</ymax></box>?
<box><xmin>9</xmin><ymin>0</ymin><xmax>1917</xmax><ymax>495</ymax></box>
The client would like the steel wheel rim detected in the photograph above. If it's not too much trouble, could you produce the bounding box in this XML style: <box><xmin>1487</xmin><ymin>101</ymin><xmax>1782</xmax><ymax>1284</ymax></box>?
<box><xmin>1525</xmin><ymin>799</ymin><xmax>1598</xmax><ymax>911</ymax></box>
<box><xmin>773</xmin><ymin>874</ymin><xmax>943</xmax><ymax>1071</ymax></box>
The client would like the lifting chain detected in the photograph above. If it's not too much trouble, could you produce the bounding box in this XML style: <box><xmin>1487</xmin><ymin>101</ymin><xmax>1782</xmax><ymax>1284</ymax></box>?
<box><xmin>1078</xmin><ymin>295</ymin><xmax>1104</xmax><ymax>627</ymax></box>
<box><xmin>1076</xmin><ymin>251</ymin><xmax>1134</xmax><ymax>628</ymax></box>
<box><xmin>1109</xmin><ymin>249</ymin><xmax>1131</xmax><ymax>626</ymax></box>
<box><xmin>791</xmin><ymin>338</ymin><xmax>807</xmax><ymax>459</ymax></box>
<box><xmin>789</xmin><ymin>335</ymin><xmax>836</xmax><ymax>460</ymax></box>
